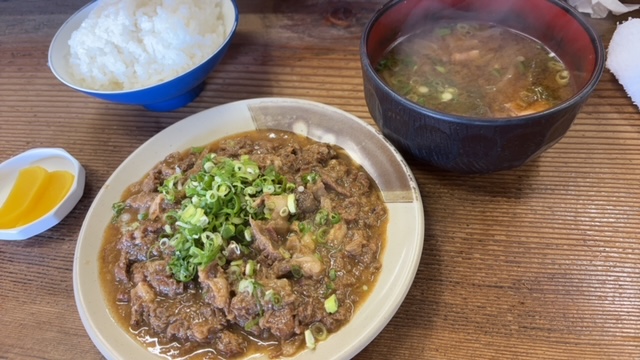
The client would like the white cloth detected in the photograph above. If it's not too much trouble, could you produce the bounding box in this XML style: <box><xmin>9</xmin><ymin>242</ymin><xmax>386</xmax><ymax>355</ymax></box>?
<box><xmin>606</xmin><ymin>18</ymin><xmax>640</xmax><ymax>111</ymax></box>
<box><xmin>568</xmin><ymin>0</ymin><xmax>640</xmax><ymax>18</ymax></box>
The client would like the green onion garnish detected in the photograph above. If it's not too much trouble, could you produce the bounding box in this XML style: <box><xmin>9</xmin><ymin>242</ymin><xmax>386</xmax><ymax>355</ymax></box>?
<box><xmin>302</xmin><ymin>172</ymin><xmax>320</xmax><ymax>184</ymax></box>
<box><xmin>111</xmin><ymin>201</ymin><xmax>125</xmax><ymax>223</ymax></box>
<box><xmin>305</xmin><ymin>329</ymin><xmax>316</xmax><ymax>349</ymax></box>
<box><xmin>309</xmin><ymin>322</ymin><xmax>328</xmax><ymax>340</ymax></box>
<box><xmin>324</xmin><ymin>294</ymin><xmax>339</xmax><ymax>314</ymax></box>
<box><xmin>163</xmin><ymin>155</ymin><xmax>296</xmax><ymax>282</ymax></box>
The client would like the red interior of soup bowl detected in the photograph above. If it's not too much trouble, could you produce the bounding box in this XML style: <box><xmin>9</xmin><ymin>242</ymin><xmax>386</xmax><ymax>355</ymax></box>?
<box><xmin>365</xmin><ymin>0</ymin><xmax>600</xmax><ymax>92</ymax></box>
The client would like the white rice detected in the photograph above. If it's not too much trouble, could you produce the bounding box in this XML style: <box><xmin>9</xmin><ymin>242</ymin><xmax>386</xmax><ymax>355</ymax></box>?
<box><xmin>68</xmin><ymin>0</ymin><xmax>228</xmax><ymax>91</ymax></box>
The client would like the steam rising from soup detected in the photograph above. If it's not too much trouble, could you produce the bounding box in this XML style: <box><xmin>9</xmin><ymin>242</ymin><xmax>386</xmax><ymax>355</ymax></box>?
<box><xmin>376</xmin><ymin>21</ymin><xmax>576</xmax><ymax>118</ymax></box>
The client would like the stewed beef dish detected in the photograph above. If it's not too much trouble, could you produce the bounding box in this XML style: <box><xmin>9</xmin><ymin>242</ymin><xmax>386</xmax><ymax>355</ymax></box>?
<box><xmin>99</xmin><ymin>130</ymin><xmax>388</xmax><ymax>358</ymax></box>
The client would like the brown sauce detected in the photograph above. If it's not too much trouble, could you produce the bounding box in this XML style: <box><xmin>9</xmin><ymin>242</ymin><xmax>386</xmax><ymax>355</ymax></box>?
<box><xmin>99</xmin><ymin>130</ymin><xmax>388</xmax><ymax>359</ymax></box>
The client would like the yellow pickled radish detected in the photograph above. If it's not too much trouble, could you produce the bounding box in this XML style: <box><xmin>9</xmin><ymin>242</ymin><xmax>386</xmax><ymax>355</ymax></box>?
<box><xmin>15</xmin><ymin>170</ymin><xmax>75</xmax><ymax>227</ymax></box>
<box><xmin>0</xmin><ymin>165</ymin><xmax>51</xmax><ymax>229</ymax></box>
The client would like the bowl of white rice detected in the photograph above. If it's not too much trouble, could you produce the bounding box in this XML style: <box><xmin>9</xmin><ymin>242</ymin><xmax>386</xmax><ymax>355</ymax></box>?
<box><xmin>48</xmin><ymin>0</ymin><xmax>238</xmax><ymax>111</ymax></box>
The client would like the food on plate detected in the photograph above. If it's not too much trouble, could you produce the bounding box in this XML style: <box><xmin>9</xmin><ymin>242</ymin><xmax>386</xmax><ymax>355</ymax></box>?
<box><xmin>100</xmin><ymin>130</ymin><xmax>388</xmax><ymax>358</ymax></box>
<box><xmin>68</xmin><ymin>0</ymin><xmax>230</xmax><ymax>91</ymax></box>
<box><xmin>376</xmin><ymin>21</ymin><xmax>576</xmax><ymax>117</ymax></box>
<box><xmin>0</xmin><ymin>165</ymin><xmax>74</xmax><ymax>229</ymax></box>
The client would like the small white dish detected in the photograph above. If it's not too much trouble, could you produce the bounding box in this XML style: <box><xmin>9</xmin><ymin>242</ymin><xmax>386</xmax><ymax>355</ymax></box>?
<box><xmin>75</xmin><ymin>98</ymin><xmax>424</xmax><ymax>359</ymax></box>
<box><xmin>0</xmin><ymin>148</ymin><xmax>85</xmax><ymax>240</ymax></box>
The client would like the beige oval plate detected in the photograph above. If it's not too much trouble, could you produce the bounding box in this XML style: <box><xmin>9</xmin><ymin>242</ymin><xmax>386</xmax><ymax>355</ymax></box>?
<box><xmin>74</xmin><ymin>98</ymin><xmax>424</xmax><ymax>360</ymax></box>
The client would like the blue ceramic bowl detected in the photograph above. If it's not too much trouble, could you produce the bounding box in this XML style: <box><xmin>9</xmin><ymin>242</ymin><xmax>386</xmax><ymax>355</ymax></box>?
<box><xmin>48</xmin><ymin>1</ymin><xmax>238</xmax><ymax>112</ymax></box>
<box><xmin>360</xmin><ymin>0</ymin><xmax>605</xmax><ymax>173</ymax></box>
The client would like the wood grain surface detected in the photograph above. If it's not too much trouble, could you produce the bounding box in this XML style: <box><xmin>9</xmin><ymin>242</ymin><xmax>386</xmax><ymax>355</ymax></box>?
<box><xmin>1</xmin><ymin>1</ymin><xmax>640</xmax><ymax>359</ymax></box>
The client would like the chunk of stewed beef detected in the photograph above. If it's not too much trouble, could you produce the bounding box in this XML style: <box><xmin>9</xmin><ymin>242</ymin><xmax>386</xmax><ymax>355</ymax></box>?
<box><xmin>215</xmin><ymin>330</ymin><xmax>247</xmax><ymax>358</ymax></box>
<box><xmin>298</xmin><ymin>143</ymin><xmax>335</xmax><ymax>167</ymax></box>
<box><xmin>228</xmin><ymin>291</ymin><xmax>261</xmax><ymax>329</ymax></box>
<box><xmin>130</xmin><ymin>259</ymin><xmax>184</xmax><ymax>298</ymax></box>
<box><xmin>198</xmin><ymin>263</ymin><xmax>231</xmax><ymax>310</ymax></box>
<box><xmin>295</xmin><ymin>188</ymin><xmax>320</xmax><ymax>215</ymax></box>
<box><xmin>250</xmin><ymin>218</ymin><xmax>284</xmax><ymax>262</ymax></box>
<box><xmin>272</xmin><ymin>255</ymin><xmax>325</xmax><ymax>279</ymax></box>
<box><xmin>260</xmin><ymin>308</ymin><xmax>296</xmax><ymax>340</ymax></box>
<box><xmin>130</xmin><ymin>281</ymin><xmax>156</xmax><ymax>327</ymax></box>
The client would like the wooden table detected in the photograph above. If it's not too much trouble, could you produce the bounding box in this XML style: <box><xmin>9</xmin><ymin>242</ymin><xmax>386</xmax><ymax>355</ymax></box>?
<box><xmin>1</xmin><ymin>1</ymin><xmax>639</xmax><ymax>359</ymax></box>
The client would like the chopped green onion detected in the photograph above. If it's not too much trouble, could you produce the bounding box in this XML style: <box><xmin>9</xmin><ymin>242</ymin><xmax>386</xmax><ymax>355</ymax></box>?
<box><xmin>244</xmin><ymin>228</ymin><xmax>253</xmax><ymax>242</ymax></box>
<box><xmin>287</xmin><ymin>193</ymin><xmax>297</xmax><ymax>214</ymax></box>
<box><xmin>158</xmin><ymin>237</ymin><xmax>170</xmax><ymax>248</ymax></box>
<box><xmin>245</xmin><ymin>317</ymin><xmax>260</xmax><ymax>331</ymax></box>
<box><xmin>220</xmin><ymin>222</ymin><xmax>235</xmax><ymax>239</ymax></box>
<box><xmin>325</xmin><ymin>281</ymin><xmax>335</xmax><ymax>295</ymax></box>
<box><xmin>309</xmin><ymin>322</ymin><xmax>328</xmax><ymax>340</ymax></box>
<box><xmin>441</xmin><ymin>91</ymin><xmax>454</xmax><ymax>102</ymax></box>
<box><xmin>158</xmin><ymin>173</ymin><xmax>183</xmax><ymax>203</ymax></box>
<box><xmin>316</xmin><ymin>226</ymin><xmax>329</xmax><ymax>243</ymax></box>
<box><xmin>245</xmin><ymin>259</ymin><xmax>257</xmax><ymax>277</ymax></box>
<box><xmin>291</xmin><ymin>265</ymin><xmax>303</xmax><ymax>279</ymax></box>
<box><xmin>314</xmin><ymin>209</ymin><xmax>329</xmax><ymax>226</ymax></box>
<box><xmin>238</xmin><ymin>279</ymin><xmax>255</xmax><ymax>294</ymax></box>
<box><xmin>456</xmin><ymin>23</ymin><xmax>470</xmax><ymax>33</ymax></box>
<box><xmin>111</xmin><ymin>201</ymin><xmax>125</xmax><ymax>223</ymax></box>
<box><xmin>547</xmin><ymin>60</ymin><xmax>565</xmax><ymax>71</ymax></box>
<box><xmin>376</xmin><ymin>58</ymin><xmax>395</xmax><ymax>72</ymax></box>
<box><xmin>330</xmin><ymin>212</ymin><xmax>341</xmax><ymax>224</ymax></box>
<box><xmin>203</xmin><ymin>161</ymin><xmax>215</xmax><ymax>173</ymax></box>
<box><xmin>329</xmin><ymin>268</ymin><xmax>337</xmax><ymax>281</ymax></box>
<box><xmin>163</xmin><ymin>155</ymin><xmax>295</xmax><ymax>282</ymax></box>
<box><xmin>227</xmin><ymin>264</ymin><xmax>242</xmax><ymax>280</ymax></box>
<box><xmin>264</xmin><ymin>289</ymin><xmax>282</xmax><ymax>306</ymax></box>
<box><xmin>299</xmin><ymin>220</ymin><xmax>312</xmax><ymax>235</ymax></box>
<box><xmin>305</xmin><ymin>329</ymin><xmax>316</xmax><ymax>349</ymax></box>
<box><xmin>230</xmin><ymin>259</ymin><xmax>244</xmax><ymax>267</ymax></box>
<box><xmin>303</xmin><ymin>172</ymin><xmax>320</xmax><ymax>184</ymax></box>
<box><xmin>556</xmin><ymin>70</ymin><xmax>570</xmax><ymax>86</ymax></box>
<box><xmin>324</xmin><ymin>294</ymin><xmax>339</xmax><ymax>314</ymax></box>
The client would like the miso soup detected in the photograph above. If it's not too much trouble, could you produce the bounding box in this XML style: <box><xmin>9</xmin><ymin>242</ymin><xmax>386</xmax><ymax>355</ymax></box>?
<box><xmin>375</xmin><ymin>21</ymin><xmax>576</xmax><ymax>118</ymax></box>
